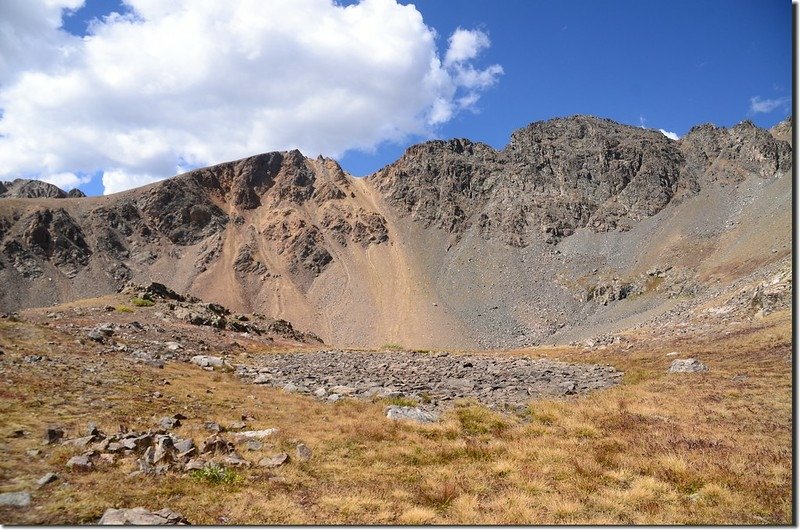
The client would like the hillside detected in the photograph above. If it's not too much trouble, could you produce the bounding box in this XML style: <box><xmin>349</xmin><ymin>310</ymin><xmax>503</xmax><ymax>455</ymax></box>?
<box><xmin>0</xmin><ymin>115</ymin><xmax>791</xmax><ymax>349</ymax></box>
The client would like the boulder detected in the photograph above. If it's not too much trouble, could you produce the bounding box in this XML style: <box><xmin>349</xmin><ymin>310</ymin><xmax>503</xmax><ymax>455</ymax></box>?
<box><xmin>36</xmin><ymin>472</ymin><xmax>58</xmax><ymax>487</ymax></box>
<box><xmin>43</xmin><ymin>427</ymin><xmax>64</xmax><ymax>445</ymax></box>
<box><xmin>98</xmin><ymin>507</ymin><xmax>189</xmax><ymax>525</ymax></box>
<box><xmin>295</xmin><ymin>443</ymin><xmax>312</xmax><ymax>462</ymax></box>
<box><xmin>386</xmin><ymin>406</ymin><xmax>439</xmax><ymax>423</ymax></box>
<box><xmin>190</xmin><ymin>355</ymin><xmax>224</xmax><ymax>368</ymax></box>
<box><xmin>233</xmin><ymin>429</ymin><xmax>278</xmax><ymax>442</ymax></box>
<box><xmin>66</xmin><ymin>455</ymin><xmax>93</xmax><ymax>472</ymax></box>
<box><xmin>0</xmin><ymin>491</ymin><xmax>31</xmax><ymax>508</ymax></box>
<box><xmin>669</xmin><ymin>358</ymin><xmax>708</xmax><ymax>373</ymax></box>
<box><xmin>258</xmin><ymin>452</ymin><xmax>289</xmax><ymax>468</ymax></box>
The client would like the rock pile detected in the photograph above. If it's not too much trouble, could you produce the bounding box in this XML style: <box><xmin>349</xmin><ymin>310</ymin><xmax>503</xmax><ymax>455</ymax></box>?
<box><xmin>119</xmin><ymin>282</ymin><xmax>323</xmax><ymax>343</ymax></box>
<box><xmin>237</xmin><ymin>350</ymin><xmax>623</xmax><ymax>411</ymax></box>
<box><xmin>51</xmin><ymin>419</ymin><xmax>296</xmax><ymax>477</ymax></box>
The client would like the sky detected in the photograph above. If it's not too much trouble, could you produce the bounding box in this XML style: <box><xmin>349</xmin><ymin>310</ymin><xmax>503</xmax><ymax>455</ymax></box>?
<box><xmin>0</xmin><ymin>0</ymin><xmax>793</xmax><ymax>196</ymax></box>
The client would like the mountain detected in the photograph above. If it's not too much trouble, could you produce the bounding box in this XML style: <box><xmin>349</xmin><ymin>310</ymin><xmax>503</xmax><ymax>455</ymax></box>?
<box><xmin>0</xmin><ymin>115</ymin><xmax>791</xmax><ymax>349</ymax></box>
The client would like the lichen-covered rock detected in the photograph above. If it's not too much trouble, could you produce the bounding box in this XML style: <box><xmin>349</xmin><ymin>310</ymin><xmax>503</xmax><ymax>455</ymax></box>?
<box><xmin>669</xmin><ymin>358</ymin><xmax>708</xmax><ymax>373</ymax></box>
<box><xmin>98</xmin><ymin>507</ymin><xmax>189</xmax><ymax>525</ymax></box>
<box><xmin>386</xmin><ymin>406</ymin><xmax>439</xmax><ymax>423</ymax></box>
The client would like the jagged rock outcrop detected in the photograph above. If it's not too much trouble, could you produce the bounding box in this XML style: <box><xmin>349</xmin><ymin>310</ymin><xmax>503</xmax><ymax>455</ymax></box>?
<box><xmin>0</xmin><ymin>179</ymin><xmax>68</xmax><ymax>199</ymax></box>
<box><xmin>371</xmin><ymin>116</ymin><xmax>790</xmax><ymax>246</ymax></box>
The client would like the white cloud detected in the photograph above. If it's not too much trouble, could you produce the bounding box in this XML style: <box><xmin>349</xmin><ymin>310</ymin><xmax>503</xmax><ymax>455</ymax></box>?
<box><xmin>658</xmin><ymin>129</ymin><xmax>679</xmax><ymax>141</ymax></box>
<box><xmin>40</xmin><ymin>171</ymin><xmax>92</xmax><ymax>190</ymax></box>
<box><xmin>749</xmin><ymin>95</ymin><xmax>790</xmax><ymax>114</ymax></box>
<box><xmin>0</xmin><ymin>0</ymin><xmax>503</xmax><ymax>195</ymax></box>
<box><xmin>101</xmin><ymin>169</ymin><xmax>165</xmax><ymax>195</ymax></box>
<box><xmin>444</xmin><ymin>27</ymin><xmax>491</xmax><ymax>66</ymax></box>
<box><xmin>0</xmin><ymin>0</ymin><xmax>84</xmax><ymax>85</ymax></box>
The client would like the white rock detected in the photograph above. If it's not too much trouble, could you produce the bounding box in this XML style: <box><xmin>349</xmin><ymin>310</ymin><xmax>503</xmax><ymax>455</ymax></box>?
<box><xmin>669</xmin><ymin>358</ymin><xmax>708</xmax><ymax>373</ymax></box>
<box><xmin>385</xmin><ymin>406</ymin><xmax>439</xmax><ymax>423</ymax></box>
<box><xmin>190</xmin><ymin>355</ymin><xmax>224</xmax><ymax>368</ymax></box>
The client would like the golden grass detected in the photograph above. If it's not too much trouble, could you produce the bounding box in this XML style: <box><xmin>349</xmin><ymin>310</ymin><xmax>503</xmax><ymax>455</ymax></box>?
<box><xmin>0</xmin><ymin>311</ymin><xmax>792</xmax><ymax>524</ymax></box>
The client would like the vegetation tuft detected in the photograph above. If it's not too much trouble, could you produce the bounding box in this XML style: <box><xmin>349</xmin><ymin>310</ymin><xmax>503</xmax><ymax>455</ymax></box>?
<box><xmin>131</xmin><ymin>297</ymin><xmax>155</xmax><ymax>307</ymax></box>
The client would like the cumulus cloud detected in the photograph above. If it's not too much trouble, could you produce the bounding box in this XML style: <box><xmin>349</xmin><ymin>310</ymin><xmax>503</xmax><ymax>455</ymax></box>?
<box><xmin>0</xmin><ymin>0</ymin><xmax>83</xmax><ymax>84</ymax></box>
<box><xmin>40</xmin><ymin>171</ymin><xmax>92</xmax><ymax>190</ymax></box>
<box><xmin>101</xmin><ymin>169</ymin><xmax>165</xmax><ymax>195</ymax></box>
<box><xmin>444</xmin><ymin>27</ymin><xmax>491</xmax><ymax>66</ymax></box>
<box><xmin>658</xmin><ymin>129</ymin><xmax>680</xmax><ymax>141</ymax></box>
<box><xmin>749</xmin><ymin>96</ymin><xmax>790</xmax><ymax>114</ymax></box>
<box><xmin>0</xmin><ymin>0</ymin><xmax>503</xmax><ymax>195</ymax></box>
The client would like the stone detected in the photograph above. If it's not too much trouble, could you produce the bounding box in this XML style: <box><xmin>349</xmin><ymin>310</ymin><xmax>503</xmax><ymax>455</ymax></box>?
<box><xmin>233</xmin><ymin>429</ymin><xmax>278</xmax><ymax>442</ymax></box>
<box><xmin>190</xmin><ymin>355</ymin><xmax>224</xmax><ymax>368</ymax></box>
<box><xmin>252</xmin><ymin>374</ymin><xmax>271</xmax><ymax>384</ymax></box>
<box><xmin>327</xmin><ymin>394</ymin><xmax>340</xmax><ymax>402</ymax></box>
<box><xmin>244</xmin><ymin>439</ymin><xmax>263</xmax><ymax>451</ymax></box>
<box><xmin>328</xmin><ymin>385</ymin><xmax>356</xmax><ymax>395</ymax></box>
<box><xmin>159</xmin><ymin>417</ymin><xmax>181</xmax><ymax>429</ymax></box>
<box><xmin>669</xmin><ymin>358</ymin><xmax>708</xmax><ymax>373</ymax></box>
<box><xmin>222</xmin><ymin>452</ymin><xmax>251</xmax><ymax>467</ymax></box>
<box><xmin>199</xmin><ymin>434</ymin><xmax>235</xmax><ymax>455</ymax></box>
<box><xmin>558</xmin><ymin>381</ymin><xmax>577</xmax><ymax>395</ymax></box>
<box><xmin>43</xmin><ymin>426</ymin><xmax>64</xmax><ymax>445</ymax></box>
<box><xmin>153</xmin><ymin>436</ymin><xmax>175</xmax><ymax>464</ymax></box>
<box><xmin>204</xmin><ymin>422</ymin><xmax>224</xmax><ymax>433</ymax></box>
<box><xmin>63</xmin><ymin>435</ymin><xmax>97</xmax><ymax>448</ymax></box>
<box><xmin>36</xmin><ymin>472</ymin><xmax>58</xmax><ymax>487</ymax></box>
<box><xmin>228</xmin><ymin>421</ymin><xmax>247</xmax><ymax>430</ymax></box>
<box><xmin>185</xmin><ymin>458</ymin><xmax>206</xmax><ymax>471</ymax></box>
<box><xmin>173</xmin><ymin>438</ymin><xmax>194</xmax><ymax>454</ymax></box>
<box><xmin>258</xmin><ymin>452</ymin><xmax>289</xmax><ymax>468</ymax></box>
<box><xmin>282</xmin><ymin>382</ymin><xmax>299</xmax><ymax>393</ymax></box>
<box><xmin>66</xmin><ymin>455</ymin><xmax>93</xmax><ymax>472</ymax></box>
<box><xmin>0</xmin><ymin>491</ymin><xmax>31</xmax><ymax>508</ymax></box>
<box><xmin>98</xmin><ymin>507</ymin><xmax>189</xmax><ymax>525</ymax></box>
<box><xmin>386</xmin><ymin>406</ymin><xmax>439</xmax><ymax>423</ymax></box>
<box><xmin>313</xmin><ymin>387</ymin><xmax>327</xmax><ymax>398</ymax></box>
<box><xmin>295</xmin><ymin>443</ymin><xmax>312</xmax><ymax>462</ymax></box>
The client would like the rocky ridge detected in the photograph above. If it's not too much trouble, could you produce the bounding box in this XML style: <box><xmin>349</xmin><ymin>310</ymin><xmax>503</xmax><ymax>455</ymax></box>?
<box><xmin>0</xmin><ymin>115</ymin><xmax>791</xmax><ymax>349</ymax></box>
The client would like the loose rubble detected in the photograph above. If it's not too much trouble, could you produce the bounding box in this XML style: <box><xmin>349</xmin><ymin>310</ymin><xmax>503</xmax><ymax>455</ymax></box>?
<box><xmin>237</xmin><ymin>350</ymin><xmax>623</xmax><ymax>412</ymax></box>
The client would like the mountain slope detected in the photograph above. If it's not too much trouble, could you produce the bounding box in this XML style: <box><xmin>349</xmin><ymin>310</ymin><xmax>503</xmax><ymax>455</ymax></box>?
<box><xmin>0</xmin><ymin>116</ymin><xmax>791</xmax><ymax>348</ymax></box>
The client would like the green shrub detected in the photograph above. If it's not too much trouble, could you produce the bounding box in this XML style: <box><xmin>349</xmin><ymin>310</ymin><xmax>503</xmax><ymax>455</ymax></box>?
<box><xmin>189</xmin><ymin>463</ymin><xmax>240</xmax><ymax>485</ymax></box>
<box><xmin>381</xmin><ymin>343</ymin><xmax>404</xmax><ymax>351</ymax></box>
<box><xmin>115</xmin><ymin>306</ymin><xmax>133</xmax><ymax>313</ymax></box>
<box><xmin>131</xmin><ymin>297</ymin><xmax>155</xmax><ymax>307</ymax></box>
<box><xmin>386</xmin><ymin>396</ymin><xmax>418</xmax><ymax>407</ymax></box>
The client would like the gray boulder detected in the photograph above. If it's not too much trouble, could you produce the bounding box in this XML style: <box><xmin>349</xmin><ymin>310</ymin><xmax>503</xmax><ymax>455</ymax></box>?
<box><xmin>258</xmin><ymin>452</ymin><xmax>289</xmax><ymax>468</ymax></box>
<box><xmin>669</xmin><ymin>358</ymin><xmax>708</xmax><ymax>373</ymax></box>
<box><xmin>386</xmin><ymin>406</ymin><xmax>439</xmax><ymax>423</ymax></box>
<box><xmin>65</xmin><ymin>455</ymin><xmax>93</xmax><ymax>471</ymax></box>
<box><xmin>0</xmin><ymin>491</ymin><xmax>31</xmax><ymax>507</ymax></box>
<box><xmin>98</xmin><ymin>507</ymin><xmax>189</xmax><ymax>525</ymax></box>
<box><xmin>36</xmin><ymin>472</ymin><xmax>58</xmax><ymax>487</ymax></box>
<box><xmin>190</xmin><ymin>355</ymin><xmax>224</xmax><ymax>368</ymax></box>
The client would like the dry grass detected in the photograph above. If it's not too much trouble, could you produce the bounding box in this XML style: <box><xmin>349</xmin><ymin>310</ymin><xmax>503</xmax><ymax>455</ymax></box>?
<box><xmin>0</xmin><ymin>310</ymin><xmax>792</xmax><ymax>524</ymax></box>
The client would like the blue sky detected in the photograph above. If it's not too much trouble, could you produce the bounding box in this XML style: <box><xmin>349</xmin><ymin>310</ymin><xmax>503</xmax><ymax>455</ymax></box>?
<box><xmin>341</xmin><ymin>0</ymin><xmax>792</xmax><ymax>176</ymax></box>
<box><xmin>1</xmin><ymin>0</ymin><xmax>793</xmax><ymax>195</ymax></box>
